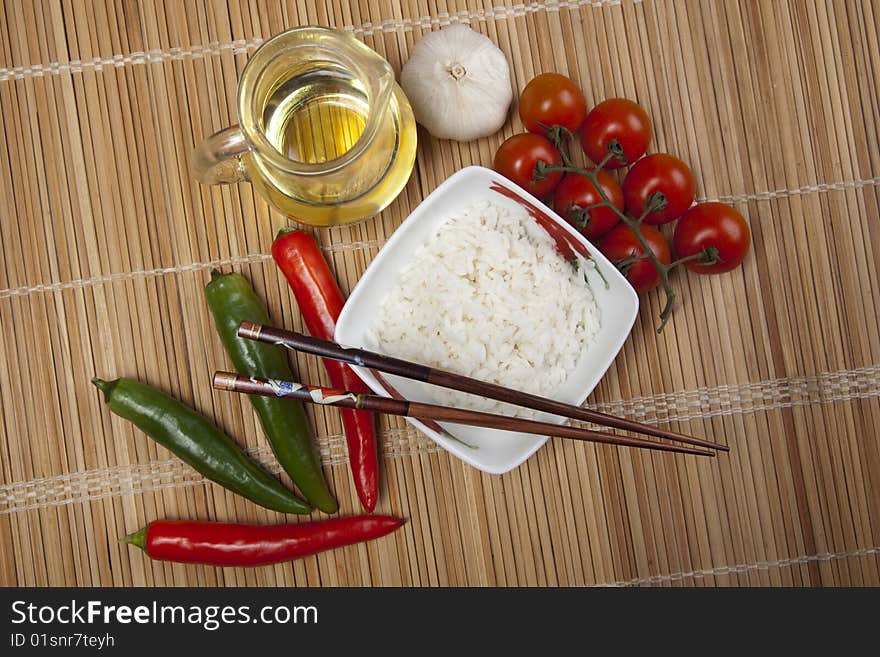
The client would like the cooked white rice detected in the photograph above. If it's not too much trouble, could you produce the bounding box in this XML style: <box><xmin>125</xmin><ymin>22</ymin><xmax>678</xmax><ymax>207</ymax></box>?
<box><xmin>366</xmin><ymin>199</ymin><xmax>601</xmax><ymax>416</ymax></box>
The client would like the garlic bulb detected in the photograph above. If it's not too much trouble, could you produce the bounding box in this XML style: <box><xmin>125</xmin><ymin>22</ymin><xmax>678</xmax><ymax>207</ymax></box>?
<box><xmin>400</xmin><ymin>25</ymin><xmax>513</xmax><ymax>141</ymax></box>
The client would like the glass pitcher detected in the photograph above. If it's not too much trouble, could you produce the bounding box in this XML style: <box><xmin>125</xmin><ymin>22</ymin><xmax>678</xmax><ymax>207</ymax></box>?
<box><xmin>192</xmin><ymin>27</ymin><xmax>417</xmax><ymax>226</ymax></box>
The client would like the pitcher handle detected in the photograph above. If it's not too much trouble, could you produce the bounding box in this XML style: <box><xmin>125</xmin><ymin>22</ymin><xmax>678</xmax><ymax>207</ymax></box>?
<box><xmin>191</xmin><ymin>125</ymin><xmax>251</xmax><ymax>184</ymax></box>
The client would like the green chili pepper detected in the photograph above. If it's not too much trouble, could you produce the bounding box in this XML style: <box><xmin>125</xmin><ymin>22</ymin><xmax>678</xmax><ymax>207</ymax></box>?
<box><xmin>92</xmin><ymin>377</ymin><xmax>311</xmax><ymax>514</ymax></box>
<box><xmin>204</xmin><ymin>271</ymin><xmax>338</xmax><ymax>514</ymax></box>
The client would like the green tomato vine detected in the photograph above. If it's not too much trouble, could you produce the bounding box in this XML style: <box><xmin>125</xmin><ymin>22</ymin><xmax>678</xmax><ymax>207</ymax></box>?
<box><xmin>535</xmin><ymin>129</ymin><xmax>718</xmax><ymax>333</ymax></box>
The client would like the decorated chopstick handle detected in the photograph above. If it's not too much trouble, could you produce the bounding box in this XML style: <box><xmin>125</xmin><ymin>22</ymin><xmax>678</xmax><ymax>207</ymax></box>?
<box><xmin>213</xmin><ymin>372</ymin><xmax>360</xmax><ymax>406</ymax></box>
<box><xmin>212</xmin><ymin>372</ymin><xmax>409</xmax><ymax>416</ymax></box>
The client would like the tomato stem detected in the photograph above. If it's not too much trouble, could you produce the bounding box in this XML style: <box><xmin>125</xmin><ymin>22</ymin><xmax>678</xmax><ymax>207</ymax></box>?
<box><xmin>636</xmin><ymin>207</ymin><xmax>652</xmax><ymax>225</ymax></box>
<box><xmin>582</xmin><ymin>201</ymin><xmax>610</xmax><ymax>212</ymax></box>
<box><xmin>567</xmin><ymin>201</ymin><xmax>610</xmax><ymax>228</ymax></box>
<box><xmin>543</xmin><ymin>158</ymin><xmax>677</xmax><ymax>332</ymax></box>
<box><xmin>605</xmin><ymin>140</ymin><xmax>627</xmax><ymax>166</ymax></box>
<box><xmin>667</xmin><ymin>247</ymin><xmax>720</xmax><ymax>270</ymax></box>
<box><xmin>645</xmin><ymin>191</ymin><xmax>668</xmax><ymax>215</ymax></box>
<box><xmin>546</xmin><ymin>127</ymin><xmax>577</xmax><ymax>169</ymax></box>
<box><xmin>616</xmin><ymin>253</ymin><xmax>651</xmax><ymax>270</ymax></box>
<box><xmin>596</xmin><ymin>149</ymin><xmax>617</xmax><ymax>170</ymax></box>
<box><xmin>540</xmin><ymin>130</ymin><xmax>679</xmax><ymax>331</ymax></box>
<box><xmin>542</xmin><ymin>123</ymin><xmax>576</xmax><ymax>152</ymax></box>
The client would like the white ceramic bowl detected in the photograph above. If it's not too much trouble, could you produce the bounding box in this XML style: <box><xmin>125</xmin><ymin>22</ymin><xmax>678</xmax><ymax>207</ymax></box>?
<box><xmin>335</xmin><ymin>166</ymin><xmax>639</xmax><ymax>474</ymax></box>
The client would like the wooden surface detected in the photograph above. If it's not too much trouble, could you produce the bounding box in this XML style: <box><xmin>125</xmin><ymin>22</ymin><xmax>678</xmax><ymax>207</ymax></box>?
<box><xmin>1</xmin><ymin>0</ymin><xmax>879</xmax><ymax>587</ymax></box>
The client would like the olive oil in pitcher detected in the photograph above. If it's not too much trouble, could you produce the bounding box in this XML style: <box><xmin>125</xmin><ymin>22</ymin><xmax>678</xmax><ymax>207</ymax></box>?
<box><xmin>251</xmin><ymin>62</ymin><xmax>417</xmax><ymax>225</ymax></box>
<box><xmin>193</xmin><ymin>27</ymin><xmax>417</xmax><ymax>227</ymax></box>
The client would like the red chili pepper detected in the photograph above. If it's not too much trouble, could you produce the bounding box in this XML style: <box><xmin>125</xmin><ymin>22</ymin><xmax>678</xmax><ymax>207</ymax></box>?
<box><xmin>123</xmin><ymin>517</ymin><xmax>402</xmax><ymax>566</ymax></box>
<box><xmin>272</xmin><ymin>229</ymin><xmax>380</xmax><ymax>511</ymax></box>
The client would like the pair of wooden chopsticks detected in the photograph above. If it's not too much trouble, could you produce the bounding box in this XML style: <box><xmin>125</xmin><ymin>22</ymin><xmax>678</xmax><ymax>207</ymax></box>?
<box><xmin>212</xmin><ymin>321</ymin><xmax>729</xmax><ymax>458</ymax></box>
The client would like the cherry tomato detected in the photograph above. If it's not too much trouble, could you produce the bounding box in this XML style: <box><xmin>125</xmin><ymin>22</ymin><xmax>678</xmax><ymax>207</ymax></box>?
<box><xmin>672</xmin><ymin>202</ymin><xmax>750</xmax><ymax>274</ymax></box>
<box><xmin>553</xmin><ymin>170</ymin><xmax>623</xmax><ymax>240</ymax></box>
<box><xmin>581</xmin><ymin>98</ymin><xmax>652</xmax><ymax>169</ymax></box>
<box><xmin>493</xmin><ymin>133</ymin><xmax>563</xmax><ymax>198</ymax></box>
<box><xmin>598</xmin><ymin>224</ymin><xmax>671</xmax><ymax>294</ymax></box>
<box><xmin>519</xmin><ymin>73</ymin><xmax>588</xmax><ymax>134</ymax></box>
<box><xmin>622</xmin><ymin>153</ymin><xmax>696</xmax><ymax>224</ymax></box>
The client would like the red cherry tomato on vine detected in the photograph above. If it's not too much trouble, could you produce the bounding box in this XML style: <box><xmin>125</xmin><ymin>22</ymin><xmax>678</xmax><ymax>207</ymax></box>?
<box><xmin>672</xmin><ymin>202</ymin><xmax>750</xmax><ymax>274</ymax></box>
<box><xmin>493</xmin><ymin>133</ymin><xmax>563</xmax><ymax>198</ymax></box>
<box><xmin>599</xmin><ymin>224</ymin><xmax>671</xmax><ymax>294</ymax></box>
<box><xmin>622</xmin><ymin>153</ymin><xmax>696</xmax><ymax>224</ymax></box>
<box><xmin>519</xmin><ymin>73</ymin><xmax>588</xmax><ymax>134</ymax></box>
<box><xmin>553</xmin><ymin>170</ymin><xmax>623</xmax><ymax>240</ymax></box>
<box><xmin>581</xmin><ymin>98</ymin><xmax>652</xmax><ymax>169</ymax></box>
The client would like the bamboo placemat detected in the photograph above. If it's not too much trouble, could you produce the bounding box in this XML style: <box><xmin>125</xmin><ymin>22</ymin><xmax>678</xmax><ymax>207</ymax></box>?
<box><xmin>1</xmin><ymin>0</ymin><xmax>879</xmax><ymax>586</ymax></box>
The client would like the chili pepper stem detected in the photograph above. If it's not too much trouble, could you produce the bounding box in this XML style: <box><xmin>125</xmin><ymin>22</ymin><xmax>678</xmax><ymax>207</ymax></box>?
<box><xmin>275</xmin><ymin>226</ymin><xmax>299</xmax><ymax>239</ymax></box>
<box><xmin>121</xmin><ymin>527</ymin><xmax>147</xmax><ymax>551</ymax></box>
<box><xmin>91</xmin><ymin>377</ymin><xmax>117</xmax><ymax>402</ymax></box>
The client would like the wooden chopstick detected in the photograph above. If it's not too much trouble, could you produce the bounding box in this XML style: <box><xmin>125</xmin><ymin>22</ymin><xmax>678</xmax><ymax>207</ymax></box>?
<box><xmin>213</xmin><ymin>372</ymin><xmax>715</xmax><ymax>458</ymax></box>
<box><xmin>237</xmin><ymin>321</ymin><xmax>728</xmax><ymax>453</ymax></box>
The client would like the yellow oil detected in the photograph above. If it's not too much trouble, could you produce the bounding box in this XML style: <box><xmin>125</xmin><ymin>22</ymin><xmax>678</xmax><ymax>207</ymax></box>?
<box><xmin>250</xmin><ymin>66</ymin><xmax>417</xmax><ymax>226</ymax></box>
<box><xmin>279</xmin><ymin>91</ymin><xmax>367</xmax><ymax>164</ymax></box>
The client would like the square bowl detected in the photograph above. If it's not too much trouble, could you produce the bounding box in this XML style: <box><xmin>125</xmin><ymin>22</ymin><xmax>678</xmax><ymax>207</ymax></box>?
<box><xmin>335</xmin><ymin>165</ymin><xmax>639</xmax><ymax>474</ymax></box>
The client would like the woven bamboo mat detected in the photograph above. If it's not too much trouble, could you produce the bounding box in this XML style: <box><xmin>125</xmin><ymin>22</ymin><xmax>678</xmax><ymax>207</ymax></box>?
<box><xmin>1</xmin><ymin>0</ymin><xmax>879</xmax><ymax>587</ymax></box>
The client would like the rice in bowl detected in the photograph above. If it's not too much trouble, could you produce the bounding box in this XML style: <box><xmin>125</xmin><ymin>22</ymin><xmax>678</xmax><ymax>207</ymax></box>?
<box><xmin>366</xmin><ymin>199</ymin><xmax>601</xmax><ymax>416</ymax></box>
